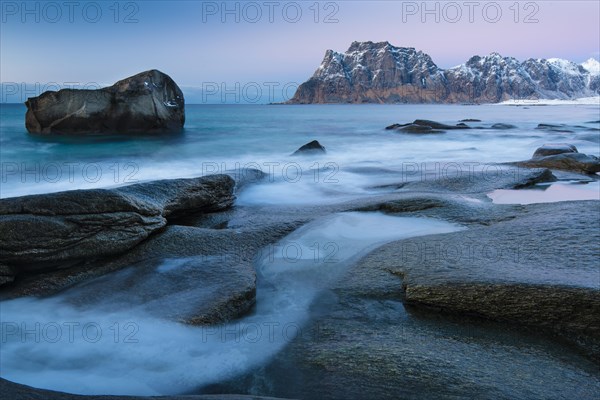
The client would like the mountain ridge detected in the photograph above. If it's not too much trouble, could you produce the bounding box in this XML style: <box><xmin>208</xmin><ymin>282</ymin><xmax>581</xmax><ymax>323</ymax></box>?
<box><xmin>288</xmin><ymin>41</ymin><xmax>600</xmax><ymax>104</ymax></box>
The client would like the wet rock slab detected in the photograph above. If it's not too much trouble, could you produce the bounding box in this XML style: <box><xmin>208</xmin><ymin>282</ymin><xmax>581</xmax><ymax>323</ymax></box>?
<box><xmin>0</xmin><ymin>175</ymin><xmax>234</xmax><ymax>274</ymax></box>
<box><xmin>356</xmin><ymin>200</ymin><xmax>600</xmax><ymax>357</ymax></box>
<box><xmin>0</xmin><ymin>378</ymin><xmax>290</xmax><ymax>400</ymax></box>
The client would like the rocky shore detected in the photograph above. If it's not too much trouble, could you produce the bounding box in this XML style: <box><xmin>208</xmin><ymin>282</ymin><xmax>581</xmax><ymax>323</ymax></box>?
<box><xmin>1</xmin><ymin>139</ymin><xmax>599</xmax><ymax>399</ymax></box>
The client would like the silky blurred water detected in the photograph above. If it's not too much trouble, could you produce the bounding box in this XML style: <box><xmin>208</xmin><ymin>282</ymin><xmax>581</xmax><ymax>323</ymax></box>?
<box><xmin>1</xmin><ymin>103</ymin><xmax>599</xmax><ymax>200</ymax></box>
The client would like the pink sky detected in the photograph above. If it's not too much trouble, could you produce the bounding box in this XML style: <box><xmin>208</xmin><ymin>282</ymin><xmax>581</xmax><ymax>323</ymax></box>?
<box><xmin>1</xmin><ymin>1</ymin><xmax>599</xmax><ymax>89</ymax></box>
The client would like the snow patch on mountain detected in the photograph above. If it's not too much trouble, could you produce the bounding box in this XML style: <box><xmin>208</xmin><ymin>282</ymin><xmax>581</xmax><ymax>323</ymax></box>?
<box><xmin>581</xmin><ymin>58</ymin><xmax>600</xmax><ymax>75</ymax></box>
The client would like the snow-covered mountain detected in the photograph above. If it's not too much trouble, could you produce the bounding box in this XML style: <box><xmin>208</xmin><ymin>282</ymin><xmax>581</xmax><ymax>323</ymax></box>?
<box><xmin>289</xmin><ymin>41</ymin><xmax>600</xmax><ymax>104</ymax></box>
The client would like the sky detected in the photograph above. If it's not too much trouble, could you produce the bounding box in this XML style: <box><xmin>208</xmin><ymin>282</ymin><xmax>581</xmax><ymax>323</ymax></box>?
<box><xmin>1</xmin><ymin>0</ymin><xmax>599</xmax><ymax>103</ymax></box>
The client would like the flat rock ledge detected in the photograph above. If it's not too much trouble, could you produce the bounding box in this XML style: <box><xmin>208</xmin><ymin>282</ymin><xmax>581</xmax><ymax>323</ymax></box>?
<box><xmin>0</xmin><ymin>174</ymin><xmax>235</xmax><ymax>281</ymax></box>
<box><xmin>0</xmin><ymin>378</ymin><xmax>291</xmax><ymax>400</ymax></box>
<box><xmin>355</xmin><ymin>200</ymin><xmax>600</xmax><ymax>359</ymax></box>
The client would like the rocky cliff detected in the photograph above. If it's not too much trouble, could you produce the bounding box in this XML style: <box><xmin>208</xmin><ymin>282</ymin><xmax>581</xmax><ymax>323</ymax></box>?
<box><xmin>289</xmin><ymin>41</ymin><xmax>600</xmax><ymax>104</ymax></box>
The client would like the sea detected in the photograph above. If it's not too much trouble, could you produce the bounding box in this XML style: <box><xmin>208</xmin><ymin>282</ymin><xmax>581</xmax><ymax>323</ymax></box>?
<box><xmin>1</xmin><ymin>103</ymin><xmax>599</xmax><ymax>202</ymax></box>
<box><xmin>0</xmin><ymin>103</ymin><xmax>599</xmax><ymax>396</ymax></box>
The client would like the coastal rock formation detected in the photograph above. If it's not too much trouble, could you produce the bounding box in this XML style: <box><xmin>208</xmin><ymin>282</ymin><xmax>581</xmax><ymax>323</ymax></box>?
<box><xmin>512</xmin><ymin>144</ymin><xmax>600</xmax><ymax>174</ymax></box>
<box><xmin>289</xmin><ymin>41</ymin><xmax>600</xmax><ymax>104</ymax></box>
<box><xmin>235</xmin><ymin>198</ymin><xmax>600</xmax><ymax>399</ymax></box>
<box><xmin>0</xmin><ymin>175</ymin><xmax>235</xmax><ymax>277</ymax></box>
<box><xmin>532</xmin><ymin>143</ymin><xmax>578</xmax><ymax>158</ymax></box>
<box><xmin>386</xmin><ymin>119</ymin><xmax>471</xmax><ymax>133</ymax></box>
<box><xmin>0</xmin><ymin>263</ymin><xmax>15</xmax><ymax>285</ymax></box>
<box><xmin>25</xmin><ymin>70</ymin><xmax>185</xmax><ymax>134</ymax></box>
<box><xmin>1</xmin><ymin>161</ymin><xmax>599</xmax><ymax>399</ymax></box>
<box><xmin>393</xmin><ymin>201</ymin><xmax>600</xmax><ymax>356</ymax></box>
<box><xmin>292</xmin><ymin>140</ymin><xmax>327</xmax><ymax>155</ymax></box>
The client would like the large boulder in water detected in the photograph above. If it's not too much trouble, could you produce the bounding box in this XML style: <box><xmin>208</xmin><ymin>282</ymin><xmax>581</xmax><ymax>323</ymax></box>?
<box><xmin>25</xmin><ymin>69</ymin><xmax>185</xmax><ymax>134</ymax></box>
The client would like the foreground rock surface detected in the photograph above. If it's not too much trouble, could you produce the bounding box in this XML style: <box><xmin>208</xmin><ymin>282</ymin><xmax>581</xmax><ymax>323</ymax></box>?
<box><xmin>2</xmin><ymin>156</ymin><xmax>599</xmax><ymax>399</ymax></box>
<box><xmin>213</xmin><ymin>198</ymin><xmax>600</xmax><ymax>399</ymax></box>
<box><xmin>25</xmin><ymin>70</ymin><xmax>185</xmax><ymax>134</ymax></box>
<box><xmin>0</xmin><ymin>378</ymin><xmax>289</xmax><ymax>400</ymax></box>
<box><xmin>379</xmin><ymin>201</ymin><xmax>600</xmax><ymax>356</ymax></box>
<box><xmin>0</xmin><ymin>174</ymin><xmax>235</xmax><ymax>276</ymax></box>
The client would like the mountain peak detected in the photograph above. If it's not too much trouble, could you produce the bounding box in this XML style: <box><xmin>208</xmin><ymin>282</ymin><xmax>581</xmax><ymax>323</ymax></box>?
<box><xmin>290</xmin><ymin>41</ymin><xmax>599</xmax><ymax>104</ymax></box>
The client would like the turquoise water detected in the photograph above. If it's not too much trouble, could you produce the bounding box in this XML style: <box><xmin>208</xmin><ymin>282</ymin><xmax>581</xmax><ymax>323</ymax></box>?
<box><xmin>1</xmin><ymin>103</ymin><xmax>599</xmax><ymax>199</ymax></box>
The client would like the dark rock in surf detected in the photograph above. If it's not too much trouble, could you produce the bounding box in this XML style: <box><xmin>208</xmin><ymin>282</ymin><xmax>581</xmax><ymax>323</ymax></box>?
<box><xmin>412</xmin><ymin>119</ymin><xmax>471</xmax><ymax>130</ymax></box>
<box><xmin>511</xmin><ymin>144</ymin><xmax>600</xmax><ymax>174</ymax></box>
<box><xmin>0</xmin><ymin>263</ymin><xmax>15</xmax><ymax>286</ymax></box>
<box><xmin>491</xmin><ymin>123</ymin><xmax>517</xmax><ymax>130</ymax></box>
<box><xmin>385</xmin><ymin>123</ymin><xmax>404</xmax><ymax>130</ymax></box>
<box><xmin>536</xmin><ymin>123</ymin><xmax>565</xmax><ymax>129</ymax></box>
<box><xmin>386</xmin><ymin>119</ymin><xmax>470</xmax><ymax>133</ymax></box>
<box><xmin>25</xmin><ymin>70</ymin><xmax>185</xmax><ymax>134</ymax></box>
<box><xmin>532</xmin><ymin>143</ymin><xmax>578</xmax><ymax>158</ymax></box>
<box><xmin>292</xmin><ymin>140</ymin><xmax>327</xmax><ymax>155</ymax></box>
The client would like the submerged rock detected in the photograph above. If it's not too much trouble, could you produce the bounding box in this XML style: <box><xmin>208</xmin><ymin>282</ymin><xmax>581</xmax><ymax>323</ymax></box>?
<box><xmin>292</xmin><ymin>140</ymin><xmax>327</xmax><ymax>155</ymax></box>
<box><xmin>535</xmin><ymin>123</ymin><xmax>574</xmax><ymax>133</ymax></box>
<box><xmin>0</xmin><ymin>175</ymin><xmax>235</xmax><ymax>278</ymax></box>
<box><xmin>25</xmin><ymin>70</ymin><xmax>185</xmax><ymax>134</ymax></box>
<box><xmin>397</xmin><ymin>124</ymin><xmax>444</xmax><ymax>134</ymax></box>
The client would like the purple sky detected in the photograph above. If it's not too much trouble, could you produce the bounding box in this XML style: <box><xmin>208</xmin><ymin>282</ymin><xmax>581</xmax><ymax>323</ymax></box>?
<box><xmin>1</xmin><ymin>1</ymin><xmax>599</xmax><ymax>103</ymax></box>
